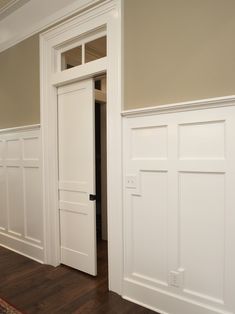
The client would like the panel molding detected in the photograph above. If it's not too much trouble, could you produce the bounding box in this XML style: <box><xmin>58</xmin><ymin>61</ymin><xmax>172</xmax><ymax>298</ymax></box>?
<box><xmin>0</xmin><ymin>125</ymin><xmax>44</xmax><ymax>262</ymax></box>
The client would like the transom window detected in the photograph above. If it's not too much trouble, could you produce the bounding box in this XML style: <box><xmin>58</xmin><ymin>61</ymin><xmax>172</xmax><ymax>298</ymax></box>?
<box><xmin>59</xmin><ymin>29</ymin><xmax>107</xmax><ymax>71</ymax></box>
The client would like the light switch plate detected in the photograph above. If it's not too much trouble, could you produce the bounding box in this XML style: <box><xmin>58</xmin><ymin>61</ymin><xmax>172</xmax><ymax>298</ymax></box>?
<box><xmin>126</xmin><ymin>175</ymin><xmax>137</xmax><ymax>189</ymax></box>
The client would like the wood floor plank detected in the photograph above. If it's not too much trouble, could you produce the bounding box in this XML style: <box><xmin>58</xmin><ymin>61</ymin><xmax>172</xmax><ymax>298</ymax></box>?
<box><xmin>0</xmin><ymin>242</ymin><xmax>156</xmax><ymax>314</ymax></box>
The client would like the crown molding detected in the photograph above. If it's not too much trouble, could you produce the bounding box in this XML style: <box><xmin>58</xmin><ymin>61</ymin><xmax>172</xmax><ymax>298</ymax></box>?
<box><xmin>0</xmin><ymin>0</ymin><xmax>103</xmax><ymax>53</ymax></box>
<box><xmin>0</xmin><ymin>0</ymin><xmax>30</xmax><ymax>20</ymax></box>
<box><xmin>122</xmin><ymin>96</ymin><xmax>235</xmax><ymax>118</ymax></box>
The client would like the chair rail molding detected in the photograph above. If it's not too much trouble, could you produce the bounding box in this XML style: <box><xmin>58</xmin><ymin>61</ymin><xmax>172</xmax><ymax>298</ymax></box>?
<box><xmin>122</xmin><ymin>95</ymin><xmax>235</xmax><ymax>118</ymax></box>
<box><xmin>0</xmin><ymin>124</ymin><xmax>40</xmax><ymax>134</ymax></box>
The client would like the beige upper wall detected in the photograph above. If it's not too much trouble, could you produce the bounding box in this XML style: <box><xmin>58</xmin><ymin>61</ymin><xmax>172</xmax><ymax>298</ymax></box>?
<box><xmin>0</xmin><ymin>34</ymin><xmax>40</xmax><ymax>128</ymax></box>
<box><xmin>124</xmin><ymin>0</ymin><xmax>235</xmax><ymax>109</ymax></box>
<box><xmin>1</xmin><ymin>0</ymin><xmax>235</xmax><ymax>128</ymax></box>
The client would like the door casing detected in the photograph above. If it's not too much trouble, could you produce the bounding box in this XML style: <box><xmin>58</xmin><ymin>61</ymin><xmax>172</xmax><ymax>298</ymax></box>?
<box><xmin>40</xmin><ymin>0</ymin><xmax>123</xmax><ymax>294</ymax></box>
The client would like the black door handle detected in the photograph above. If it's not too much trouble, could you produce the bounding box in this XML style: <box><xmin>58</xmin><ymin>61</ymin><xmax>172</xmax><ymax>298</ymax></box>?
<box><xmin>89</xmin><ymin>194</ymin><xmax>96</xmax><ymax>201</ymax></box>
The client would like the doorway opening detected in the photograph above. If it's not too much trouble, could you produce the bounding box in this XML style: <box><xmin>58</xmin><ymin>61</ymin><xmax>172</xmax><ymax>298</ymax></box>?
<box><xmin>94</xmin><ymin>75</ymin><xmax>108</xmax><ymax>279</ymax></box>
<box><xmin>95</xmin><ymin>75</ymin><xmax>107</xmax><ymax>243</ymax></box>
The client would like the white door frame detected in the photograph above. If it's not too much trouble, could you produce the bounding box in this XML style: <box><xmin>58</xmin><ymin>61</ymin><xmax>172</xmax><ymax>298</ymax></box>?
<box><xmin>39</xmin><ymin>0</ymin><xmax>123</xmax><ymax>294</ymax></box>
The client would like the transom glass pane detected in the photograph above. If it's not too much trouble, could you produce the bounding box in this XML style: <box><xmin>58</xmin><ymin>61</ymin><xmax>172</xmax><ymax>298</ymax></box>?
<box><xmin>85</xmin><ymin>36</ymin><xmax>107</xmax><ymax>63</ymax></box>
<box><xmin>61</xmin><ymin>46</ymin><xmax>82</xmax><ymax>71</ymax></box>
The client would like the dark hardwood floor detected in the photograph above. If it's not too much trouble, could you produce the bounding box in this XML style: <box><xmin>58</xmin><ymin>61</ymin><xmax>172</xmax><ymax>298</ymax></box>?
<box><xmin>0</xmin><ymin>241</ymin><xmax>156</xmax><ymax>314</ymax></box>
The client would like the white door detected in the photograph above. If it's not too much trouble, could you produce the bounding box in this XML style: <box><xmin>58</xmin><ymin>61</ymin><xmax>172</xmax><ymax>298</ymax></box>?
<box><xmin>57</xmin><ymin>79</ymin><xmax>97</xmax><ymax>276</ymax></box>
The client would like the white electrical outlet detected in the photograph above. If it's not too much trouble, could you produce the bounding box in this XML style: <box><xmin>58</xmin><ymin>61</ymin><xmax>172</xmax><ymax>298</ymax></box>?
<box><xmin>169</xmin><ymin>269</ymin><xmax>184</xmax><ymax>288</ymax></box>
<box><xmin>169</xmin><ymin>271</ymin><xmax>180</xmax><ymax>287</ymax></box>
<box><xmin>125</xmin><ymin>175</ymin><xmax>137</xmax><ymax>188</ymax></box>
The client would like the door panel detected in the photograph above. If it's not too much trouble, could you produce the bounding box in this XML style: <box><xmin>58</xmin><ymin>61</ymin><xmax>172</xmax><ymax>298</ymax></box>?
<box><xmin>58</xmin><ymin>79</ymin><xmax>97</xmax><ymax>276</ymax></box>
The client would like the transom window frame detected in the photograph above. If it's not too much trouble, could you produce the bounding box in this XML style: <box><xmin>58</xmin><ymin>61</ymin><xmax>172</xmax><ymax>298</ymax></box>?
<box><xmin>57</xmin><ymin>26</ymin><xmax>107</xmax><ymax>72</ymax></box>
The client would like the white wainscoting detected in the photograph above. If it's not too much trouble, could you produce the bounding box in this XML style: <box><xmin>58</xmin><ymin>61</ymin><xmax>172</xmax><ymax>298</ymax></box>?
<box><xmin>122</xmin><ymin>99</ymin><xmax>235</xmax><ymax>314</ymax></box>
<box><xmin>0</xmin><ymin>125</ymin><xmax>44</xmax><ymax>262</ymax></box>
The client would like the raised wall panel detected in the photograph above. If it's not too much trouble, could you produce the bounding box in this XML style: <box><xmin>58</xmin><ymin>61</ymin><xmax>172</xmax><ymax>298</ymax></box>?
<box><xmin>179</xmin><ymin>172</ymin><xmax>225</xmax><ymax>302</ymax></box>
<box><xmin>0</xmin><ymin>166</ymin><xmax>7</xmax><ymax>229</ymax></box>
<box><xmin>24</xmin><ymin>167</ymin><xmax>43</xmax><ymax>242</ymax></box>
<box><xmin>131</xmin><ymin>171</ymin><xmax>168</xmax><ymax>285</ymax></box>
<box><xmin>6</xmin><ymin>139</ymin><xmax>21</xmax><ymax>160</ymax></box>
<box><xmin>131</xmin><ymin>126</ymin><xmax>167</xmax><ymax>159</ymax></box>
<box><xmin>0</xmin><ymin>141</ymin><xmax>4</xmax><ymax>160</ymax></box>
<box><xmin>7</xmin><ymin>166</ymin><xmax>24</xmax><ymax>235</ymax></box>
<box><xmin>179</xmin><ymin>121</ymin><xmax>225</xmax><ymax>159</ymax></box>
<box><xmin>0</xmin><ymin>127</ymin><xmax>44</xmax><ymax>262</ymax></box>
<box><xmin>23</xmin><ymin>137</ymin><xmax>40</xmax><ymax>160</ymax></box>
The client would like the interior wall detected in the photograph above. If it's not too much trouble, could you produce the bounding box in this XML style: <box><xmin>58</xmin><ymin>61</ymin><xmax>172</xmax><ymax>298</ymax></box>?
<box><xmin>0</xmin><ymin>34</ymin><xmax>40</xmax><ymax>129</ymax></box>
<box><xmin>124</xmin><ymin>0</ymin><xmax>235</xmax><ymax>109</ymax></box>
<box><xmin>0</xmin><ymin>0</ymin><xmax>235</xmax><ymax>124</ymax></box>
<box><xmin>1</xmin><ymin>0</ymin><xmax>235</xmax><ymax>126</ymax></box>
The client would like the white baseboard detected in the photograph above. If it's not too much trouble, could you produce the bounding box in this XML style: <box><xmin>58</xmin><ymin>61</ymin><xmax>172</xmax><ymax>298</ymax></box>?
<box><xmin>0</xmin><ymin>232</ymin><xmax>44</xmax><ymax>263</ymax></box>
<box><xmin>123</xmin><ymin>279</ymin><xmax>232</xmax><ymax>314</ymax></box>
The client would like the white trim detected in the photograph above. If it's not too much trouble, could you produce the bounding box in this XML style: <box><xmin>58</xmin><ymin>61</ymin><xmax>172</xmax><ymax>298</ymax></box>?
<box><xmin>0</xmin><ymin>241</ymin><xmax>43</xmax><ymax>264</ymax></box>
<box><xmin>123</xmin><ymin>279</ymin><xmax>233</xmax><ymax>314</ymax></box>
<box><xmin>59</xmin><ymin>27</ymin><xmax>106</xmax><ymax>54</ymax></box>
<box><xmin>123</xmin><ymin>296</ymin><xmax>169</xmax><ymax>314</ymax></box>
<box><xmin>0</xmin><ymin>0</ymin><xmax>105</xmax><ymax>53</ymax></box>
<box><xmin>40</xmin><ymin>0</ymin><xmax>123</xmax><ymax>295</ymax></box>
<box><xmin>0</xmin><ymin>124</ymin><xmax>40</xmax><ymax>134</ymax></box>
<box><xmin>122</xmin><ymin>96</ymin><xmax>235</xmax><ymax>117</ymax></box>
<box><xmin>51</xmin><ymin>57</ymin><xmax>108</xmax><ymax>86</ymax></box>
